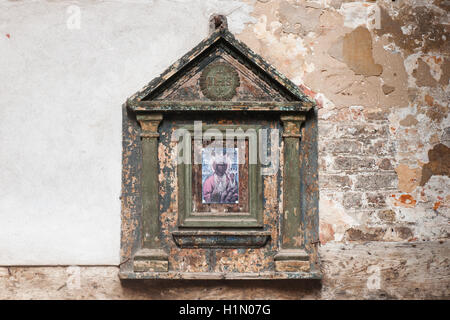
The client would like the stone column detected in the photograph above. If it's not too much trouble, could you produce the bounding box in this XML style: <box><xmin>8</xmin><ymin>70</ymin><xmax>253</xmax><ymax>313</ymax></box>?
<box><xmin>274</xmin><ymin>114</ymin><xmax>310</xmax><ymax>272</ymax></box>
<box><xmin>133</xmin><ymin>113</ymin><xmax>168</xmax><ymax>272</ymax></box>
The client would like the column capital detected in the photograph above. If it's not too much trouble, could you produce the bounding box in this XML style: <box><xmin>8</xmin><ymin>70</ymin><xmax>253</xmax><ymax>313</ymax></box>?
<box><xmin>274</xmin><ymin>249</ymin><xmax>310</xmax><ymax>272</ymax></box>
<box><xmin>137</xmin><ymin>113</ymin><xmax>163</xmax><ymax>138</ymax></box>
<box><xmin>280</xmin><ymin>114</ymin><xmax>305</xmax><ymax>138</ymax></box>
<box><xmin>279</xmin><ymin>114</ymin><xmax>306</xmax><ymax>123</ymax></box>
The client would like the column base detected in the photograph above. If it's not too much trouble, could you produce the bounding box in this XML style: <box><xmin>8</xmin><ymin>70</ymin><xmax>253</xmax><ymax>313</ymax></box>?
<box><xmin>274</xmin><ymin>249</ymin><xmax>310</xmax><ymax>272</ymax></box>
<box><xmin>133</xmin><ymin>248</ymin><xmax>169</xmax><ymax>272</ymax></box>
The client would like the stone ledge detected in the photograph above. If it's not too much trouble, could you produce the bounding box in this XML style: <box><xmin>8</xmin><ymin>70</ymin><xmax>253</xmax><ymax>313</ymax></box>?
<box><xmin>274</xmin><ymin>249</ymin><xmax>309</xmax><ymax>261</ymax></box>
<box><xmin>133</xmin><ymin>248</ymin><xmax>169</xmax><ymax>272</ymax></box>
<box><xmin>119</xmin><ymin>271</ymin><xmax>322</xmax><ymax>280</ymax></box>
<box><xmin>274</xmin><ymin>249</ymin><xmax>311</xmax><ymax>272</ymax></box>
<box><xmin>129</xmin><ymin>101</ymin><xmax>314</xmax><ymax>113</ymax></box>
<box><xmin>275</xmin><ymin>261</ymin><xmax>310</xmax><ymax>272</ymax></box>
<box><xmin>172</xmin><ymin>230</ymin><xmax>271</xmax><ymax>248</ymax></box>
<box><xmin>134</xmin><ymin>260</ymin><xmax>168</xmax><ymax>272</ymax></box>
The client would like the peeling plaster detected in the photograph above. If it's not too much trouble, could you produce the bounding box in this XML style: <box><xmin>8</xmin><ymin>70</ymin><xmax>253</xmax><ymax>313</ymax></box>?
<box><xmin>0</xmin><ymin>0</ymin><xmax>449</xmax><ymax>299</ymax></box>
<box><xmin>319</xmin><ymin>196</ymin><xmax>359</xmax><ymax>242</ymax></box>
<box><xmin>329</xmin><ymin>26</ymin><xmax>383</xmax><ymax>77</ymax></box>
<box><xmin>339</xmin><ymin>2</ymin><xmax>381</xmax><ymax>30</ymax></box>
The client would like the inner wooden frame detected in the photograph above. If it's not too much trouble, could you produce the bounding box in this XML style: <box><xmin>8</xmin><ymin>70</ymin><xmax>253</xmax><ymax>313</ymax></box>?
<box><xmin>192</xmin><ymin>139</ymin><xmax>249</xmax><ymax>213</ymax></box>
<box><xmin>177</xmin><ymin>124</ymin><xmax>263</xmax><ymax>228</ymax></box>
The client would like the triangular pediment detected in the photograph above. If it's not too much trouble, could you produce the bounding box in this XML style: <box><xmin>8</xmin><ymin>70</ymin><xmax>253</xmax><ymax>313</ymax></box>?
<box><xmin>127</xmin><ymin>28</ymin><xmax>315</xmax><ymax>110</ymax></box>
<box><xmin>152</xmin><ymin>53</ymin><xmax>288</xmax><ymax>102</ymax></box>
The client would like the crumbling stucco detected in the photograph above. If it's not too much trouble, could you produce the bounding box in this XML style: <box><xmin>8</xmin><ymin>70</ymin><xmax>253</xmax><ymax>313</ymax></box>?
<box><xmin>329</xmin><ymin>26</ymin><xmax>383</xmax><ymax>76</ymax></box>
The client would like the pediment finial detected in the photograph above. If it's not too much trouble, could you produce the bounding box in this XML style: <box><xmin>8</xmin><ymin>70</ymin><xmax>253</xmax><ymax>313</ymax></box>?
<box><xmin>209</xmin><ymin>14</ymin><xmax>228</xmax><ymax>34</ymax></box>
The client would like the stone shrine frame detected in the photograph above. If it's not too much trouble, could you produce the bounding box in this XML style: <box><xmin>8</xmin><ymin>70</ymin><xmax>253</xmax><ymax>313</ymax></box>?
<box><xmin>120</xmin><ymin>16</ymin><xmax>320</xmax><ymax>280</ymax></box>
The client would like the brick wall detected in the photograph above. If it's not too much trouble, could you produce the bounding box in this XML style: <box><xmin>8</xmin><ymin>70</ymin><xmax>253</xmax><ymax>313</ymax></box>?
<box><xmin>1</xmin><ymin>0</ymin><xmax>448</xmax><ymax>299</ymax></box>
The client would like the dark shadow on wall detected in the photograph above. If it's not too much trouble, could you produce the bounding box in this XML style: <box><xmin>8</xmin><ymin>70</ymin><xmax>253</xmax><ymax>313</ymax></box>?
<box><xmin>120</xmin><ymin>279</ymin><xmax>322</xmax><ymax>299</ymax></box>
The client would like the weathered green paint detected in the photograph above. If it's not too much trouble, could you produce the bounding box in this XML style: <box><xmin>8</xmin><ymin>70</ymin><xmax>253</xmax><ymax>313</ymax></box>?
<box><xmin>280</xmin><ymin>115</ymin><xmax>305</xmax><ymax>250</ymax></box>
<box><xmin>130</xmin><ymin>101</ymin><xmax>313</xmax><ymax>113</ymax></box>
<box><xmin>177</xmin><ymin>124</ymin><xmax>263</xmax><ymax>228</ymax></box>
<box><xmin>141</xmin><ymin>137</ymin><xmax>160</xmax><ymax>248</ymax></box>
<box><xmin>132</xmin><ymin>114</ymin><xmax>169</xmax><ymax>272</ymax></box>
<box><xmin>120</xmin><ymin>18</ymin><xmax>320</xmax><ymax>279</ymax></box>
<box><xmin>172</xmin><ymin>230</ymin><xmax>271</xmax><ymax>248</ymax></box>
<box><xmin>136</xmin><ymin>114</ymin><xmax>165</xmax><ymax>252</ymax></box>
<box><xmin>283</xmin><ymin>138</ymin><xmax>301</xmax><ymax>248</ymax></box>
<box><xmin>121</xmin><ymin>114</ymin><xmax>320</xmax><ymax>279</ymax></box>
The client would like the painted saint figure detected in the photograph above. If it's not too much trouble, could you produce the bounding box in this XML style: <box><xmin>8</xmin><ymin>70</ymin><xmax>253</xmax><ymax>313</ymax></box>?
<box><xmin>202</xmin><ymin>149</ymin><xmax>238</xmax><ymax>204</ymax></box>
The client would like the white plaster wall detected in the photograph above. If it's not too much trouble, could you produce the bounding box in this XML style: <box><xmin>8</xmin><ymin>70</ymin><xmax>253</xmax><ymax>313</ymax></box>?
<box><xmin>0</xmin><ymin>0</ymin><xmax>255</xmax><ymax>265</ymax></box>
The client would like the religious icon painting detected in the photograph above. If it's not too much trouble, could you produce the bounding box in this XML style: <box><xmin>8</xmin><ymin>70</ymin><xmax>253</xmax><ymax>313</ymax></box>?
<box><xmin>201</xmin><ymin>147</ymin><xmax>239</xmax><ymax>204</ymax></box>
